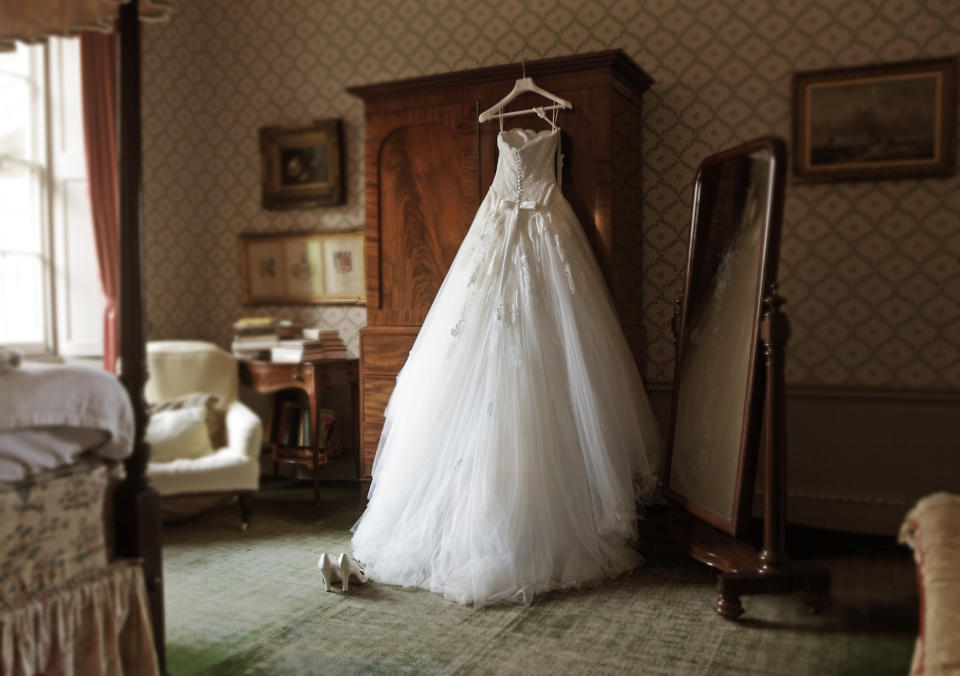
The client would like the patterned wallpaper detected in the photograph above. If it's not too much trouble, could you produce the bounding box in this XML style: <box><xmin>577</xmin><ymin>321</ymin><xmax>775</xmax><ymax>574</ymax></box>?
<box><xmin>142</xmin><ymin>0</ymin><xmax>960</xmax><ymax>390</ymax></box>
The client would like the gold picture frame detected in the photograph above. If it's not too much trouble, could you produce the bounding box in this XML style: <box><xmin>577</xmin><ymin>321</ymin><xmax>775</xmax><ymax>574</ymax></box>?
<box><xmin>259</xmin><ymin>119</ymin><xmax>344</xmax><ymax>209</ymax></box>
<box><xmin>792</xmin><ymin>57</ymin><xmax>957</xmax><ymax>182</ymax></box>
<box><xmin>239</xmin><ymin>230</ymin><xmax>365</xmax><ymax>305</ymax></box>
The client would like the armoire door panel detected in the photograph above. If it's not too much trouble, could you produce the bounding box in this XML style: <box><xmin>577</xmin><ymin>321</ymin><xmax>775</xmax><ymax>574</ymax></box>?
<box><xmin>380</xmin><ymin>124</ymin><xmax>468</xmax><ymax>314</ymax></box>
<box><xmin>364</xmin><ymin>103</ymin><xmax>478</xmax><ymax>327</ymax></box>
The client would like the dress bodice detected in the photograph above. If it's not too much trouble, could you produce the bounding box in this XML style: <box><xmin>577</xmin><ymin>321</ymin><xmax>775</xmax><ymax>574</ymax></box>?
<box><xmin>490</xmin><ymin>128</ymin><xmax>560</xmax><ymax>207</ymax></box>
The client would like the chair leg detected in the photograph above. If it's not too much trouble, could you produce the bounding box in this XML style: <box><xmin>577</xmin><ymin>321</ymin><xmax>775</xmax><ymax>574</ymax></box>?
<box><xmin>238</xmin><ymin>492</ymin><xmax>254</xmax><ymax>532</ymax></box>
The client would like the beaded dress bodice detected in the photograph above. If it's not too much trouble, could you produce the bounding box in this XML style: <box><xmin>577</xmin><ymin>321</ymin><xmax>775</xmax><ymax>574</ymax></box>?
<box><xmin>489</xmin><ymin>128</ymin><xmax>561</xmax><ymax>209</ymax></box>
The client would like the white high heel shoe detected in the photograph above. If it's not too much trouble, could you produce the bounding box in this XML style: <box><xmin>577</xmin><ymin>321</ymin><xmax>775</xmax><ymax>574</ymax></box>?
<box><xmin>336</xmin><ymin>553</ymin><xmax>368</xmax><ymax>592</ymax></box>
<box><xmin>317</xmin><ymin>553</ymin><xmax>341</xmax><ymax>592</ymax></box>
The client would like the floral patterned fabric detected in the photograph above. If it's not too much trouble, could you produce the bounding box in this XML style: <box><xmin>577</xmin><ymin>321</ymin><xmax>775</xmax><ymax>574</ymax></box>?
<box><xmin>0</xmin><ymin>457</ymin><xmax>121</xmax><ymax>602</ymax></box>
<box><xmin>0</xmin><ymin>559</ymin><xmax>159</xmax><ymax>676</ymax></box>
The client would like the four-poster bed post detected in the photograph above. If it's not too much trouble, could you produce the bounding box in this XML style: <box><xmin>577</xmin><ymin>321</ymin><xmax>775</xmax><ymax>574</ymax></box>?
<box><xmin>112</xmin><ymin>0</ymin><xmax>166</xmax><ymax>670</ymax></box>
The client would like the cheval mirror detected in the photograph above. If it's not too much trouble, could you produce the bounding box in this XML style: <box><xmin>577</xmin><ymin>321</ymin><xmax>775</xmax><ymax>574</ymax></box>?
<box><xmin>664</xmin><ymin>136</ymin><xmax>830</xmax><ymax>618</ymax></box>
<box><xmin>665</xmin><ymin>137</ymin><xmax>784</xmax><ymax>537</ymax></box>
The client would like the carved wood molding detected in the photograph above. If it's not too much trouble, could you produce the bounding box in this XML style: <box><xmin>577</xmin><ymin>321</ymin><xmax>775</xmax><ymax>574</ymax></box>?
<box><xmin>347</xmin><ymin>49</ymin><xmax>653</xmax><ymax>103</ymax></box>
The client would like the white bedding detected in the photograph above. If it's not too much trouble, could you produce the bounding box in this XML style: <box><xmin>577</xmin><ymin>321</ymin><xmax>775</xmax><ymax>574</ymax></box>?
<box><xmin>0</xmin><ymin>363</ymin><xmax>134</xmax><ymax>481</ymax></box>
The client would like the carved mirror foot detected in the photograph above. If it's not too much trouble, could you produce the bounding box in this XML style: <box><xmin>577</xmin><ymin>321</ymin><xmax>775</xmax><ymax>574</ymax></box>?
<box><xmin>715</xmin><ymin>564</ymin><xmax>832</xmax><ymax>620</ymax></box>
<box><xmin>714</xmin><ymin>592</ymin><xmax>745</xmax><ymax>619</ymax></box>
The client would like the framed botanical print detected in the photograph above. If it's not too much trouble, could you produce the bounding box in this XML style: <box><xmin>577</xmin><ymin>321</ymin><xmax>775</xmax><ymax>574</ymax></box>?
<box><xmin>259</xmin><ymin>119</ymin><xmax>345</xmax><ymax>209</ymax></box>
<box><xmin>239</xmin><ymin>230</ymin><xmax>365</xmax><ymax>305</ymax></box>
<box><xmin>792</xmin><ymin>58</ymin><xmax>957</xmax><ymax>181</ymax></box>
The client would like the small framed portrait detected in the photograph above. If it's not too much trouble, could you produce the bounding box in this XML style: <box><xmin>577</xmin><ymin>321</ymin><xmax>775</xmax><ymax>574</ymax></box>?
<box><xmin>792</xmin><ymin>58</ymin><xmax>957</xmax><ymax>182</ymax></box>
<box><xmin>239</xmin><ymin>230</ymin><xmax>365</xmax><ymax>305</ymax></box>
<box><xmin>259</xmin><ymin>119</ymin><xmax>345</xmax><ymax>209</ymax></box>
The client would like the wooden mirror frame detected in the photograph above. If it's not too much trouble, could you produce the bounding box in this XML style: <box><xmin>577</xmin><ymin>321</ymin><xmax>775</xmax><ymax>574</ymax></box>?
<box><xmin>663</xmin><ymin>136</ymin><xmax>787</xmax><ymax>538</ymax></box>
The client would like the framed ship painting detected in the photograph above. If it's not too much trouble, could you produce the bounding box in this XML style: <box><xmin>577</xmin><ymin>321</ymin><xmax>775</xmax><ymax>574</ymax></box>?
<box><xmin>792</xmin><ymin>58</ymin><xmax>957</xmax><ymax>181</ymax></box>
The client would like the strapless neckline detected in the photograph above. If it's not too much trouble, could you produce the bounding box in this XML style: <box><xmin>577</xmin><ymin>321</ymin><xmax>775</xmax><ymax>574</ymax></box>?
<box><xmin>498</xmin><ymin>127</ymin><xmax>559</xmax><ymax>151</ymax></box>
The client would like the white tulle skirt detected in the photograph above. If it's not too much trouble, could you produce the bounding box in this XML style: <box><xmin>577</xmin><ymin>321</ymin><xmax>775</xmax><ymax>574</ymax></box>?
<box><xmin>351</xmin><ymin>186</ymin><xmax>661</xmax><ymax>607</ymax></box>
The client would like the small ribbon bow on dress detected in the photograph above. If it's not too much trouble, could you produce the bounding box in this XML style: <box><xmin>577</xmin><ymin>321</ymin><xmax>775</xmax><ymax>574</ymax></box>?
<box><xmin>499</xmin><ymin>199</ymin><xmax>539</xmax><ymax>212</ymax></box>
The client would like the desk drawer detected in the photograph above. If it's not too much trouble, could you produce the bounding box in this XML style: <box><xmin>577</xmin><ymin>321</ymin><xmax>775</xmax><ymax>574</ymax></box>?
<box><xmin>238</xmin><ymin>360</ymin><xmax>303</xmax><ymax>391</ymax></box>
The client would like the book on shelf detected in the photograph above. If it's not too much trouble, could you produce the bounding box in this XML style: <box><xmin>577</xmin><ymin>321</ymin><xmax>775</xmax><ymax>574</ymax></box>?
<box><xmin>233</xmin><ymin>348</ymin><xmax>271</xmax><ymax>360</ymax></box>
<box><xmin>270</xmin><ymin>346</ymin><xmax>328</xmax><ymax>363</ymax></box>
<box><xmin>270</xmin><ymin>348</ymin><xmax>347</xmax><ymax>362</ymax></box>
<box><xmin>302</xmin><ymin>328</ymin><xmax>342</xmax><ymax>341</ymax></box>
<box><xmin>232</xmin><ymin>336</ymin><xmax>278</xmax><ymax>359</ymax></box>
<box><xmin>279</xmin><ymin>401</ymin><xmax>302</xmax><ymax>448</ymax></box>
<box><xmin>232</xmin><ymin>316</ymin><xmax>283</xmax><ymax>358</ymax></box>
<box><xmin>233</xmin><ymin>316</ymin><xmax>276</xmax><ymax>333</ymax></box>
<box><xmin>277</xmin><ymin>338</ymin><xmax>324</xmax><ymax>348</ymax></box>
<box><xmin>270</xmin><ymin>347</ymin><xmax>347</xmax><ymax>364</ymax></box>
<box><xmin>267</xmin><ymin>328</ymin><xmax>348</xmax><ymax>362</ymax></box>
<box><xmin>276</xmin><ymin>405</ymin><xmax>339</xmax><ymax>458</ymax></box>
<box><xmin>276</xmin><ymin>319</ymin><xmax>304</xmax><ymax>340</ymax></box>
<box><xmin>232</xmin><ymin>334</ymin><xmax>279</xmax><ymax>346</ymax></box>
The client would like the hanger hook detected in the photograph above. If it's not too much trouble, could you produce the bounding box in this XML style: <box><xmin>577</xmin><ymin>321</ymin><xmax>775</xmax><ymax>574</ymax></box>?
<box><xmin>522</xmin><ymin>56</ymin><xmax>526</xmax><ymax>79</ymax></box>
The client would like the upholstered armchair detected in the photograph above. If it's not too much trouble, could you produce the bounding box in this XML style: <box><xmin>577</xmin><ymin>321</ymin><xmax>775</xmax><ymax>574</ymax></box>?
<box><xmin>144</xmin><ymin>340</ymin><xmax>262</xmax><ymax>529</ymax></box>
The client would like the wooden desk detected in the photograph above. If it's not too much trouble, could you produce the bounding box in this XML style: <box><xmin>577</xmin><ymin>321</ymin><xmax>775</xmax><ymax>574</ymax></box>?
<box><xmin>238</xmin><ymin>358</ymin><xmax>359</xmax><ymax>502</ymax></box>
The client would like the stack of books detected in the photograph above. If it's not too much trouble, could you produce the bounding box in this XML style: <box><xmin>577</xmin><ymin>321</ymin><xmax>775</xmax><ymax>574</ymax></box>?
<box><xmin>275</xmin><ymin>319</ymin><xmax>304</xmax><ymax>340</ymax></box>
<box><xmin>270</xmin><ymin>339</ymin><xmax>326</xmax><ymax>363</ymax></box>
<box><xmin>231</xmin><ymin>317</ymin><xmax>278</xmax><ymax>359</ymax></box>
<box><xmin>303</xmin><ymin>328</ymin><xmax>347</xmax><ymax>359</ymax></box>
<box><xmin>269</xmin><ymin>329</ymin><xmax>347</xmax><ymax>363</ymax></box>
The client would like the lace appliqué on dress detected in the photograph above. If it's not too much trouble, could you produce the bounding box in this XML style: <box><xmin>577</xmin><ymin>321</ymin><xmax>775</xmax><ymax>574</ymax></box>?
<box><xmin>495</xmin><ymin>303</ymin><xmax>519</xmax><ymax>326</ymax></box>
<box><xmin>565</xmin><ymin>264</ymin><xmax>576</xmax><ymax>295</ymax></box>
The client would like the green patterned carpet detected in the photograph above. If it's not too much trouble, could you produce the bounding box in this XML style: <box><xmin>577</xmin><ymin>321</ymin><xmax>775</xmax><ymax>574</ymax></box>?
<box><xmin>162</xmin><ymin>481</ymin><xmax>917</xmax><ymax>675</ymax></box>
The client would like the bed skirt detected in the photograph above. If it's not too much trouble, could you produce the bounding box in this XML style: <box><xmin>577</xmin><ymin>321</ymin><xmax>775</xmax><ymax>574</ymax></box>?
<box><xmin>1</xmin><ymin>458</ymin><xmax>121</xmax><ymax>601</ymax></box>
<box><xmin>0</xmin><ymin>558</ymin><xmax>158</xmax><ymax>676</ymax></box>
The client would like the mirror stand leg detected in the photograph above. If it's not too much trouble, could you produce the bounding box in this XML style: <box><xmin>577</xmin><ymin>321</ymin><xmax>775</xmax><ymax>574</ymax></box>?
<box><xmin>706</xmin><ymin>293</ymin><xmax>832</xmax><ymax>621</ymax></box>
<box><xmin>760</xmin><ymin>290</ymin><xmax>789</xmax><ymax>568</ymax></box>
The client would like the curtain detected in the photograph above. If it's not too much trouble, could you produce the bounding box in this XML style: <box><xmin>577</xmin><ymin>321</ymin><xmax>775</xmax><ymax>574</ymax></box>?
<box><xmin>80</xmin><ymin>31</ymin><xmax>120</xmax><ymax>372</ymax></box>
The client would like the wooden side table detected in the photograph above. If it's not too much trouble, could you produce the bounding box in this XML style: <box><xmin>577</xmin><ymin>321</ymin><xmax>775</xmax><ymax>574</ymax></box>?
<box><xmin>238</xmin><ymin>358</ymin><xmax>359</xmax><ymax>502</ymax></box>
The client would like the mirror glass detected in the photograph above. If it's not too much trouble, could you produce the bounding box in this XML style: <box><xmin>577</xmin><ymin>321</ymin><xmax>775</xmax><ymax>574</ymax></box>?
<box><xmin>665</xmin><ymin>138</ymin><xmax>784</xmax><ymax>536</ymax></box>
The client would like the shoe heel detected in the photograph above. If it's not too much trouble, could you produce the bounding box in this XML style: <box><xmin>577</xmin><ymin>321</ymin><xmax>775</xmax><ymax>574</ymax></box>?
<box><xmin>317</xmin><ymin>553</ymin><xmax>338</xmax><ymax>592</ymax></box>
<box><xmin>337</xmin><ymin>552</ymin><xmax>368</xmax><ymax>592</ymax></box>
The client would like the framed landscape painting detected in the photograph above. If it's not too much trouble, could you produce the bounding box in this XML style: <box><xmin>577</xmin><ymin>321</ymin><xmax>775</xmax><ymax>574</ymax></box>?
<box><xmin>259</xmin><ymin>119</ymin><xmax>345</xmax><ymax>209</ymax></box>
<box><xmin>239</xmin><ymin>230</ymin><xmax>365</xmax><ymax>305</ymax></box>
<box><xmin>792</xmin><ymin>58</ymin><xmax>957</xmax><ymax>181</ymax></box>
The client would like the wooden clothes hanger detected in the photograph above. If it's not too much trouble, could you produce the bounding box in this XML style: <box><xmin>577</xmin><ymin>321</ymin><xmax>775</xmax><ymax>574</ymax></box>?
<box><xmin>478</xmin><ymin>58</ymin><xmax>573</xmax><ymax>124</ymax></box>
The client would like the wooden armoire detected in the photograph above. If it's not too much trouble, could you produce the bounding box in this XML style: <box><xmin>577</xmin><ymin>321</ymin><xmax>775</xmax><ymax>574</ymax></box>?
<box><xmin>348</xmin><ymin>50</ymin><xmax>654</xmax><ymax>500</ymax></box>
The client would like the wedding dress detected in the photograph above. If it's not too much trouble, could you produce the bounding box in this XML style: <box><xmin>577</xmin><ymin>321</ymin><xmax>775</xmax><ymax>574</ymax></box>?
<box><xmin>351</xmin><ymin>125</ymin><xmax>661</xmax><ymax>607</ymax></box>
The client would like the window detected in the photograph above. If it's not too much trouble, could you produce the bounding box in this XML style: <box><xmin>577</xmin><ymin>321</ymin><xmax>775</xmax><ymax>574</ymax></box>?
<box><xmin>0</xmin><ymin>43</ymin><xmax>47</xmax><ymax>350</ymax></box>
<box><xmin>0</xmin><ymin>39</ymin><xmax>104</xmax><ymax>357</ymax></box>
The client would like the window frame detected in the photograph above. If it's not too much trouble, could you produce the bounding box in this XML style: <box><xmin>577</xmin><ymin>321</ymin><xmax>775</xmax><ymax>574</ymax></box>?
<box><xmin>0</xmin><ymin>42</ymin><xmax>53</xmax><ymax>355</ymax></box>
<box><xmin>0</xmin><ymin>39</ymin><xmax>105</xmax><ymax>359</ymax></box>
